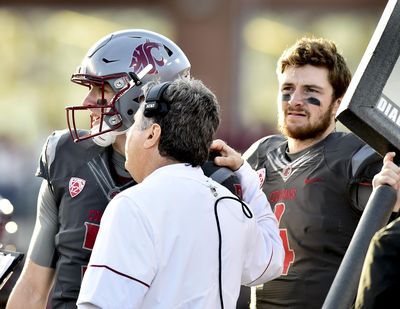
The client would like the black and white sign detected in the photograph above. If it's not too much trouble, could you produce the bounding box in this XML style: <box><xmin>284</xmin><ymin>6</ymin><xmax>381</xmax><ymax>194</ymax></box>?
<box><xmin>337</xmin><ymin>0</ymin><xmax>400</xmax><ymax>162</ymax></box>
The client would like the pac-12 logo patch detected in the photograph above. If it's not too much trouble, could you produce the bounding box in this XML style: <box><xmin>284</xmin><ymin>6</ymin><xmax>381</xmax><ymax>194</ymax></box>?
<box><xmin>257</xmin><ymin>168</ymin><xmax>266</xmax><ymax>188</ymax></box>
<box><xmin>69</xmin><ymin>177</ymin><xmax>86</xmax><ymax>198</ymax></box>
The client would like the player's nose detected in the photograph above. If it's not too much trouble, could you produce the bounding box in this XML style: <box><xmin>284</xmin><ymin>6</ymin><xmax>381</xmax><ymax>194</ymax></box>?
<box><xmin>82</xmin><ymin>88</ymin><xmax>101</xmax><ymax>108</ymax></box>
<box><xmin>287</xmin><ymin>90</ymin><xmax>304</xmax><ymax>106</ymax></box>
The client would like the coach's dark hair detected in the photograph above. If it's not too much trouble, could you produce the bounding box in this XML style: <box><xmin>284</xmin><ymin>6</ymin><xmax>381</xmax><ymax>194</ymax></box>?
<box><xmin>277</xmin><ymin>36</ymin><xmax>352</xmax><ymax>101</ymax></box>
<box><xmin>142</xmin><ymin>77</ymin><xmax>220</xmax><ymax>166</ymax></box>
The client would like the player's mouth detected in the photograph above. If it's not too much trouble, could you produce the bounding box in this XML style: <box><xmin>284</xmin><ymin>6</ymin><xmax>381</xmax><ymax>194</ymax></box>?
<box><xmin>90</xmin><ymin>115</ymin><xmax>102</xmax><ymax>128</ymax></box>
<box><xmin>286</xmin><ymin>110</ymin><xmax>308</xmax><ymax>119</ymax></box>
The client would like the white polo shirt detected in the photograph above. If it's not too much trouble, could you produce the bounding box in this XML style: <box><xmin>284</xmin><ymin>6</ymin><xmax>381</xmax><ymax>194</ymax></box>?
<box><xmin>77</xmin><ymin>162</ymin><xmax>283</xmax><ymax>309</ymax></box>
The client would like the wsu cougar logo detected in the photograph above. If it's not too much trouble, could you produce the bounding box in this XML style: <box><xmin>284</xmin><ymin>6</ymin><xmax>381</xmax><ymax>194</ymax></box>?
<box><xmin>130</xmin><ymin>41</ymin><xmax>165</xmax><ymax>74</ymax></box>
<box><xmin>69</xmin><ymin>177</ymin><xmax>86</xmax><ymax>198</ymax></box>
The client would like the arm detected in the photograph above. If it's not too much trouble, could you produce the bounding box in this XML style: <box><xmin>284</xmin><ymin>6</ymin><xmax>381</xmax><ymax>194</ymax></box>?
<box><xmin>211</xmin><ymin>139</ymin><xmax>284</xmax><ymax>283</ymax></box>
<box><xmin>236</xmin><ymin>161</ymin><xmax>284</xmax><ymax>285</ymax></box>
<box><xmin>6</xmin><ymin>261</ymin><xmax>54</xmax><ymax>309</ymax></box>
<box><xmin>6</xmin><ymin>180</ymin><xmax>58</xmax><ymax>308</ymax></box>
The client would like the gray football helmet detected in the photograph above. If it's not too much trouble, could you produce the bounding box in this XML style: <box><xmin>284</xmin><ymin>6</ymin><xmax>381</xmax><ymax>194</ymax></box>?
<box><xmin>66</xmin><ymin>29</ymin><xmax>190</xmax><ymax>146</ymax></box>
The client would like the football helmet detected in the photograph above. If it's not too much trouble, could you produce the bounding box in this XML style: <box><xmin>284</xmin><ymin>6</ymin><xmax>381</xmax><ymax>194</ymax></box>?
<box><xmin>66</xmin><ymin>29</ymin><xmax>191</xmax><ymax>146</ymax></box>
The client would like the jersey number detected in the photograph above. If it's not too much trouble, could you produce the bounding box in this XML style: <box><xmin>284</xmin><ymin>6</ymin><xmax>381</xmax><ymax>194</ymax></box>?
<box><xmin>83</xmin><ymin>222</ymin><xmax>100</xmax><ymax>250</ymax></box>
<box><xmin>274</xmin><ymin>203</ymin><xmax>295</xmax><ymax>275</ymax></box>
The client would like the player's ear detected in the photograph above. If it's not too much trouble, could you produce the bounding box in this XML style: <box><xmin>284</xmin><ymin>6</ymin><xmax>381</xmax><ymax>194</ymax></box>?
<box><xmin>144</xmin><ymin>123</ymin><xmax>161</xmax><ymax>149</ymax></box>
<box><xmin>332</xmin><ymin>97</ymin><xmax>342</xmax><ymax>116</ymax></box>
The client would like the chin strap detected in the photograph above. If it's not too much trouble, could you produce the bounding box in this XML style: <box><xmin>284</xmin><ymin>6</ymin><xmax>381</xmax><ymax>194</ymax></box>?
<box><xmin>91</xmin><ymin>122</ymin><xmax>127</xmax><ymax>147</ymax></box>
<box><xmin>92</xmin><ymin>132</ymin><xmax>116</xmax><ymax>147</ymax></box>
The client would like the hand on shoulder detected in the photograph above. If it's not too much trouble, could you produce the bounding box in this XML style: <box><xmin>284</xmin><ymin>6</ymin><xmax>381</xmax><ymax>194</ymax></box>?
<box><xmin>210</xmin><ymin>139</ymin><xmax>244</xmax><ymax>171</ymax></box>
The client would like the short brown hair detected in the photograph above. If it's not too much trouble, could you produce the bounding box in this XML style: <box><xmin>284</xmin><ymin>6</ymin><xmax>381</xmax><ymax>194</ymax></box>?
<box><xmin>277</xmin><ymin>37</ymin><xmax>352</xmax><ymax>100</ymax></box>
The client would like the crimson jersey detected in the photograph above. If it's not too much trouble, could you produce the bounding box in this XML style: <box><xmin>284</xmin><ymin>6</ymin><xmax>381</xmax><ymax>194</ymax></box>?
<box><xmin>35</xmin><ymin>130</ymin><xmax>241</xmax><ymax>308</ymax></box>
<box><xmin>245</xmin><ymin>132</ymin><xmax>382</xmax><ymax>309</ymax></box>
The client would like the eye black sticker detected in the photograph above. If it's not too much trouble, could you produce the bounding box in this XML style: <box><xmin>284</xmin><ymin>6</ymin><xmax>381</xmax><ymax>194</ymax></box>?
<box><xmin>305</xmin><ymin>97</ymin><xmax>321</xmax><ymax>106</ymax></box>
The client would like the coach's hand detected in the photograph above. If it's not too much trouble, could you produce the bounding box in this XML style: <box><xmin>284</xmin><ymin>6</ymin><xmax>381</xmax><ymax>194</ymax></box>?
<box><xmin>210</xmin><ymin>139</ymin><xmax>244</xmax><ymax>171</ymax></box>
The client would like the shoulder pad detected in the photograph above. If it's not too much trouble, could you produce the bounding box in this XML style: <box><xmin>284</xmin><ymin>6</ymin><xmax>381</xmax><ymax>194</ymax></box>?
<box><xmin>202</xmin><ymin>160</ymin><xmax>234</xmax><ymax>184</ymax></box>
<box><xmin>244</xmin><ymin>134</ymin><xmax>286</xmax><ymax>169</ymax></box>
<box><xmin>201</xmin><ymin>160</ymin><xmax>241</xmax><ymax>197</ymax></box>
<box><xmin>243</xmin><ymin>135</ymin><xmax>285</xmax><ymax>159</ymax></box>
<box><xmin>351</xmin><ymin>144</ymin><xmax>382</xmax><ymax>177</ymax></box>
<box><xmin>36</xmin><ymin>130</ymin><xmax>68</xmax><ymax>178</ymax></box>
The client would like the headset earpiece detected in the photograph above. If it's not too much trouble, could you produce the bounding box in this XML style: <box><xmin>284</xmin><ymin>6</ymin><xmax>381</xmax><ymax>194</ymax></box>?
<box><xmin>144</xmin><ymin>82</ymin><xmax>171</xmax><ymax>118</ymax></box>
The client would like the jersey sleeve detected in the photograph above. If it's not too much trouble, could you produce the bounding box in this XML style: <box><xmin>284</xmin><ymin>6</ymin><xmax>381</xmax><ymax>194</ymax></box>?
<box><xmin>28</xmin><ymin>132</ymin><xmax>64</xmax><ymax>267</ymax></box>
<box><xmin>349</xmin><ymin>145</ymin><xmax>383</xmax><ymax>211</ymax></box>
<box><xmin>243</xmin><ymin>138</ymin><xmax>264</xmax><ymax>166</ymax></box>
<box><xmin>77</xmin><ymin>195</ymin><xmax>156</xmax><ymax>309</ymax></box>
<box><xmin>27</xmin><ymin>179</ymin><xmax>58</xmax><ymax>268</ymax></box>
<box><xmin>235</xmin><ymin>161</ymin><xmax>284</xmax><ymax>285</ymax></box>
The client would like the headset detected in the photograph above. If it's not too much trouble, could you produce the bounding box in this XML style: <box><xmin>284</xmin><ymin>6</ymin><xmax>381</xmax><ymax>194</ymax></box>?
<box><xmin>144</xmin><ymin>82</ymin><xmax>172</xmax><ymax>118</ymax></box>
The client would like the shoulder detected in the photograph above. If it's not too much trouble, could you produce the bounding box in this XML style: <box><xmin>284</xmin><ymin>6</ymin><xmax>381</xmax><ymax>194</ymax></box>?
<box><xmin>36</xmin><ymin>129</ymin><xmax>105</xmax><ymax>179</ymax></box>
<box><xmin>244</xmin><ymin>134</ymin><xmax>285</xmax><ymax>156</ymax></box>
<box><xmin>115</xmin><ymin>179</ymin><xmax>154</xmax><ymax>204</ymax></box>
<box><xmin>324</xmin><ymin>131</ymin><xmax>376</xmax><ymax>158</ymax></box>
<box><xmin>243</xmin><ymin>134</ymin><xmax>285</xmax><ymax>165</ymax></box>
<box><xmin>101</xmin><ymin>190</ymin><xmax>154</xmax><ymax>236</ymax></box>
<box><xmin>201</xmin><ymin>160</ymin><xmax>241</xmax><ymax>197</ymax></box>
<box><xmin>40</xmin><ymin>129</ymin><xmax>97</xmax><ymax>160</ymax></box>
<box><xmin>325</xmin><ymin>132</ymin><xmax>382</xmax><ymax>177</ymax></box>
<box><xmin>252</xmin><ymin>134</ymin><xmax>285</xmax><ymax>150</ymax></box>
<box><xmin>325</xmin><ymin>131</ymin><xmax>368</xmax><ymax>153</ymax></box>
<box><xmin>39</xmin><ymin>130</ymin><xmax>69</xmax><ymax>169</ymax></box>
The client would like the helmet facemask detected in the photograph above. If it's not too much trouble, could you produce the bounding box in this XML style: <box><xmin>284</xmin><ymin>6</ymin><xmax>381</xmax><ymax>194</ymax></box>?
<box><xmin>66</xmin><ymin>72</ymin><xmax>141</xmax><ymax>145</ymax></box>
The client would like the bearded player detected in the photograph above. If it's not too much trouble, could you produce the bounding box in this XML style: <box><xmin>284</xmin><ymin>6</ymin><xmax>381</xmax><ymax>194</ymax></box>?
<box><xmin>211</xmin><ymin>37</ymin><xmax>388</xmax><ymax>308</ymax></box>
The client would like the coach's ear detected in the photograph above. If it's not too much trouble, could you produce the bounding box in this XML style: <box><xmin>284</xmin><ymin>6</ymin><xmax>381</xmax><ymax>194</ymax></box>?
<box><xmin>144</xmin><ymin>123</ymin><xmax>161</xmax><ymax>149</ymax></box>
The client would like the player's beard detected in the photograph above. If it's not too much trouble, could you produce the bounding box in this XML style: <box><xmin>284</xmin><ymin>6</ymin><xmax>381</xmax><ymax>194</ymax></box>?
<box><xmin>278</xmin><ymin>102</ymin><xmax>335</xmax><ymax>140</ymax></box>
